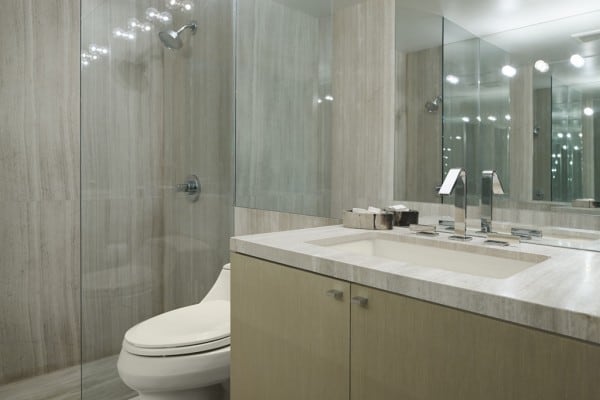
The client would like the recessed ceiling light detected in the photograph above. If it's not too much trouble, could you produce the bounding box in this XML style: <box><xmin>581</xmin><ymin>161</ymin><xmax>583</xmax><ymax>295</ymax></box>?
<box><xmin>570</xmin><ymin>54</ymin><xmax>585</xmax><ymax>68</ymax></box>
<box><xmin>534</xmin><ymin>60</ymin><xmax>549</xmax><ymax>73</ymax></box>
<box><xmin>501</xmin><ymin>65</ymin><xmax>517</xmax><ymax>77</ymax></box>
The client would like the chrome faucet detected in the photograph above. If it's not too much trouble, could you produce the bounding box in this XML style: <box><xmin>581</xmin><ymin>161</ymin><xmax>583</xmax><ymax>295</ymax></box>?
<box><xmin>480</xmin><ymin>170</ymin><xmax>504</xmax><ymax>233</ymax></box>
<box><xmin>439</xmin><ymin>168</ymin><xmax>471</xmax><ymax>240</ymax></box>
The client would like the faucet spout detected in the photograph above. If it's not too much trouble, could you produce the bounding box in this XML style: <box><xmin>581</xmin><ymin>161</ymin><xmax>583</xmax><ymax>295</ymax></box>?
<box><xmin>480</xmin><ymin>170</ymin><xmax>504</xmax><ymax>233</ymax></box>
<box><xmin>439</xmin><ymin>168</ymin><xmax>470</xmax><ymax>240</ymax></box>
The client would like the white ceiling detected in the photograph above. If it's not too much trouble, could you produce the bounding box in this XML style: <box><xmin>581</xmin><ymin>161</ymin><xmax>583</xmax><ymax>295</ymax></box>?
<box><xmin>394</xmin><ymin>0</ymin><xmax>600</xmax><ymax>37</ymax></box>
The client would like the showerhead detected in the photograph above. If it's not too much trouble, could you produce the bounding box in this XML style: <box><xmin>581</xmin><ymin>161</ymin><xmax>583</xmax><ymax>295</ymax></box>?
<box><xmin>159</xmin><ymin>21</ymin><xmax>197</xmax><ymax>50</ymax></box>
<box><xmin>425</xmin><ymin>95</ymin><xmax>442</xmax><ymax>113</ymax></box>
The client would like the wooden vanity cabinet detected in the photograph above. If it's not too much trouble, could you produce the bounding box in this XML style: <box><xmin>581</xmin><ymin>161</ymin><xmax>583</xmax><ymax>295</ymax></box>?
<box><xmin>232</xmin><ymin>254</ymin><xmax>600</xmax><ymax>400</ymax></box>
<box><xmin>230</xmin><ymin>253</ymin><xmax>350</xmax><ymax>400</ymax></box>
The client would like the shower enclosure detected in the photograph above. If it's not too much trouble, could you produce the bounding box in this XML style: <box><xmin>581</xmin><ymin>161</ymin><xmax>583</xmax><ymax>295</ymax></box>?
<box><xmin>0</xmin><ymin>0</ymin><xmax>233</xmax><ymax>398</ymax></box>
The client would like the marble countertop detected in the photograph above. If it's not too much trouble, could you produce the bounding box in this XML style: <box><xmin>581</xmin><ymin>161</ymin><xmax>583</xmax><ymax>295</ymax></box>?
<box><xmin>231</xmin><ymin>225</ymin><xmax>600</xmax><ymax>345</ymax></box>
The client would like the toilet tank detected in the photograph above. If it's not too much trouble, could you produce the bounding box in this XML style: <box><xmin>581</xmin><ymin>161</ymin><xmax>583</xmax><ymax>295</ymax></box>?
<box><xmin>202</xmin><ymin>264</ymin><xmax>230</xmax><ymax>303</ymax></box>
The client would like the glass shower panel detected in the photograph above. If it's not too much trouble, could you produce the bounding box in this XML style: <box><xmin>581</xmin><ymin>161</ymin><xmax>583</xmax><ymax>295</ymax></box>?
<box><xmin>81</xmin><ymin>0</ymin><xmax>233</xmax><ymax>398</ymax></box>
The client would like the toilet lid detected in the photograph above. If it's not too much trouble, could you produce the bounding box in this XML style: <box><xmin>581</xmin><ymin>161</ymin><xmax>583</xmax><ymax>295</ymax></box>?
<box><xmin>124</xmin><ymin>300</ymin><xmax>230</xmax><ymax>355</ymax></box>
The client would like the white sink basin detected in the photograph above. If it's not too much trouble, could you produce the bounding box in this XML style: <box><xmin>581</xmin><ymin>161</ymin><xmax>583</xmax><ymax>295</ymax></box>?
<box><xmin>314</xmin><ymin>234</ymin><xmax>548</xmax><ymax>279</ymax></box>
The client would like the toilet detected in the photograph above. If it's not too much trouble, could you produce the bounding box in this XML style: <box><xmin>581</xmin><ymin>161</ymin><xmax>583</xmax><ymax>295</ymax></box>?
<box><xmin>117</xmin><ymin>264</ymin><xmax>231</xmax><ymax>400</ymax></box>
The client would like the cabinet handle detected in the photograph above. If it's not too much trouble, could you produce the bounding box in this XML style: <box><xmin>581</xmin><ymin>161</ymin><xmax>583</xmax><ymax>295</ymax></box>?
<box><xmin>351</xmin><ymin>296</ymin><xmax>368</xmax><ymax>307</ymax></box>
<box><xmin>326</xmin><ymin>289</ymin><xmax>344</xmax><ymax>300</ymax></box>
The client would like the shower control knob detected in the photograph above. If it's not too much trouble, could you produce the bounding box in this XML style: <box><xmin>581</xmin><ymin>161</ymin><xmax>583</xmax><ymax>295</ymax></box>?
<box><xmin>176</xmin><ymin>175</ymin><xmax>201</xmax><ymax>202</ymax></box>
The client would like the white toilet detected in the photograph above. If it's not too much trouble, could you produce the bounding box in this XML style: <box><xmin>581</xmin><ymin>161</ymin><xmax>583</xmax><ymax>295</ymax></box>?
<box><xmin>117</xmin><ymin>264</ymin><xmax>231</xmax><ymax>400</ymax></box>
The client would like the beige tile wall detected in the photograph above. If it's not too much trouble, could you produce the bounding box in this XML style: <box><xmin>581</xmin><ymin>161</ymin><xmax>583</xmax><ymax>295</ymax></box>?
<box><xmin>235</xmin><ymin>0</ymin><xmax>331</xmax><ymax>217</ymax></box>
<box><xmin>330</xmin><ymin>0</ymin><xmax>396</xmax><ymax>218</ymax></box>
<box><xmin>80</xmin><ymin>0</ymin><xmax>167</xmax><ymax>363</ymax></box>
<box><xmin>162</xmin><ymin>0</ymin><xmax>234</xmax><ymax>311</ymax></box>
<box><xmin>0</xmin><ymin>0</ymin><xmax>81</xmax><ymax>384</ymax></box>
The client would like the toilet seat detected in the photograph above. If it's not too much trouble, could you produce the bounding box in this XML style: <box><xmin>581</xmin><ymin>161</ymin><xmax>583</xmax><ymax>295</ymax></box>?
<box><xmin>123</xmin><ymin>299</ymin><xmax>230</xmax><ymax>357</ymax></box>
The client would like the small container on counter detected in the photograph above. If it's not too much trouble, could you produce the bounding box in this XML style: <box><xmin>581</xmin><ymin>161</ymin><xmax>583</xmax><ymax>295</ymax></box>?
<box><xmin>342</xmin><ymin>210</ymin><xmax>393</xmax><ymax>230</ymax></box>
<box><xmin>385</xmin><ymin>209</ymin><xmax>419</xmax><ymax>227</ymax></box>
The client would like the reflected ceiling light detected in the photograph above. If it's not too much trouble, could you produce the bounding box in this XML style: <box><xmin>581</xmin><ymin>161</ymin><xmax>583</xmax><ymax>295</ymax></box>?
<box><xmin>166</xmin><ymin>0</ymin><xmax>194</xmax><ymax>12</ymax></box>
<box><xmin>476</xmin><ymin>116</ymin><xmax>481</xmax><ymax>122</ymax></box>
<box><xmin>534</xmin><ymin>60</ymin><xmax>549</xmax><ymax>73</ymax></box>
<box><xmin>455</xmin><ymin>136</ymin><xmax>462</xmax><ymax>140</ymax></box>
<box><xmin>504</xmin><ymin>114</ymin><xmax>511</xmax><ymax>121</ymax></box>
<box><xmin>446</xmin><ymin>74</ymin><xmax>460</xmax><ymax>85</ymax></box>
<box><xmin>584</xmin><ymin>107</ymin><xmax>594</xmax><ymax>116</ymax></box>
<box><xmin>462</xmin><ymin>116</ymin><xmax>470</xmax><ymax>122</ymax></box>
<box><xmin>557</xmin><ymin>132</ymin><xmax>564</xmax><ymax>138</ymax></box>
<box><xmin>579</xmin><ymin>132</ymin><xmax>584</xmax><ymax>138</ymax></box>
<box><xmin>574</xmin><ymin>146</ymin><xmax>580</xmax><ymax>150</ymax></box>
<box><xmin>501</xmin><ymin>65</ymin><xmax>517</xmax><ymax>77</ymax></box>
<box><xmin>570</xmin><ymin>54</ymin><xmax>585</xmax><ymax>68</ymax></box>
<box><xmin>562</xmin><ymin>145</ymin><xmax>568</xmax><ymax>150</ymax></box>
<box><xmin>487</xmin><ymin>116</ymin><xmax>497</xmax><ymax>122</ymax></box>
<box><xmin>324</xmin><ymin>95</ymin><xmax>334</xmax><ymax>101</ymax></box>
<box><xmin>566</xmin><ymin>133</ymin><xmax>572</xmax><ymax>139</ymax></box>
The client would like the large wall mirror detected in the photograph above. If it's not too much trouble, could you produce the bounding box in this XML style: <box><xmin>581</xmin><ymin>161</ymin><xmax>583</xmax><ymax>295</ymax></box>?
<box><xmin>436</xmin><ymin>5</ymin><xmax>600</xmax><ymax>208</ymax></box>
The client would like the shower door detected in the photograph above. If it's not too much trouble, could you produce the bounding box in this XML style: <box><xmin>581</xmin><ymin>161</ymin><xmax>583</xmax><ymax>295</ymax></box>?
<box><xmin>81</xmin><ymin>0</ymin><xmax>233</xmax><ymax>398</ymax></box>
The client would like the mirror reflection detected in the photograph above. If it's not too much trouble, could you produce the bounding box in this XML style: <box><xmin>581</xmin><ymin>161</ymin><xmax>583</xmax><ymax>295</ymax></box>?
<box><xmin>443</xmin><ymin>8</ymin><xmax>600</xmax><ymax>205</ymax></box>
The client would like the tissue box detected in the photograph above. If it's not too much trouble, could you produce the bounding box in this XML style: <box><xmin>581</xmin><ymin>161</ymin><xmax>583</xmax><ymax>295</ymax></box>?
<box><xmin>387</xmin><ymin>210</ymin><xmax>419</xmax><ymax>227</ymax></box>
<box><xmin>343</xmin><ymin>210</ymin><xmax>393</xmax><ymax>230</ymax></box>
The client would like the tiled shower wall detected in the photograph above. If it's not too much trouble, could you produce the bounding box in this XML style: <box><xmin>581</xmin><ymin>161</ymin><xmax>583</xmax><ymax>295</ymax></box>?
<box><xmin>0</xmin><ymin>0</ymin><xmax>81</xmax><ymax>384</ymax></box>
<box><xmin>0</xmin><ymin>0</ymin><xmax>233</xmax><ymax>386</ymax></box>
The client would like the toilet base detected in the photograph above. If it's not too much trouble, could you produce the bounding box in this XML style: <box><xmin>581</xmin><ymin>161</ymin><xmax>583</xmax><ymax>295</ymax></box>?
<box><xmin>137</xmin><ymin>382</ymin><xmax>228</xmax><ymax>400</ymax></box>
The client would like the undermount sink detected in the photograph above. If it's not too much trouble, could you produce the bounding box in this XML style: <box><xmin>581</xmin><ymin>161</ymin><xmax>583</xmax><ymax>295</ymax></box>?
<box><xmin>312</xmin><ymin>233</ymin><xmax>548</xmax><ymax>279</ymax></box>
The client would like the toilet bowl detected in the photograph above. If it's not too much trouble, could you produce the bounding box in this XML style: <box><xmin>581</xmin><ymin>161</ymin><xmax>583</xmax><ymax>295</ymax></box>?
<box><xmin>117</xmin><ymin>264</ymin><xmax>231</xmax><ymax>400</ymax></box>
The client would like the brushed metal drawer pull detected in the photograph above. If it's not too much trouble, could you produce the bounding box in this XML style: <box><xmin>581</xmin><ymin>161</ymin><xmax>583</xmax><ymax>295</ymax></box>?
<box><xmin>351</xmin><ymin>296</ymin><xmax>368</xmax><ymax>307</ymax></box>
<box><xmin>326</xmin><ymin>289</ymin><xmax>344</xmax><ymax>300</ymax></box>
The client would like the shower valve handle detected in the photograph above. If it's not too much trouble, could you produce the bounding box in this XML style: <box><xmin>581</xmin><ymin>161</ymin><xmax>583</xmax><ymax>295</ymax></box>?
<box><xmin>176</xmin><ymin>175</ymin><xmax>201</xmax><ymax>202</ymax></box>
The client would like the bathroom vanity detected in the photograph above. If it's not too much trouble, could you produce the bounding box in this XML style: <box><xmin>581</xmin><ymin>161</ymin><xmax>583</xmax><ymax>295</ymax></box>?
<box><xmin>230</xmin><ymin>226</ymin><xmax>600</xmax><ymax>400</ymax></box>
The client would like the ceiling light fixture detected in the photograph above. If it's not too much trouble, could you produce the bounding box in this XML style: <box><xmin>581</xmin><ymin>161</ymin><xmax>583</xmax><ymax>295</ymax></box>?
<box><xmin>534</xmin><ymin>60</ymin><xmax>549</xmax><ymax>73</ymax></box>
<box><xmin>501</xmin><ymin>65</ymin><xmax>517</xmax><ymax>77</ymax></box>
<box><xmin>570</xmin><ymin>54</ymin><xmax>585</xmax><ymax>68</ymax></box>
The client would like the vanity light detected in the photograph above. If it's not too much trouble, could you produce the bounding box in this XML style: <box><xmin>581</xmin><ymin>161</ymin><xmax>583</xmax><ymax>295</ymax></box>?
<box><xmin>446</xmin><ymin>75</ymin><xmax>460</xmax><ymax>85</ymax></box>
<box><xmin>534</xmin><ymin>60</ymin><xmax>550</xmax><ymax>73</ymax></box>
<box><xmin>570</xmin><ymin>54</ymin><xmax>585</xmax><ymax>68</ymax></box>
<box><xmin>462</xmin><ymin>116</ymin><xmax>470</xmax><ymax>122</ymax></box>
<box><xmin>584</xmin><ymin>107</ymin><xmax>594</xmax><ymax>116</ymax></box>
<box><xmin>501</xmin><ymin>65</ymin><xmax>517</xmax><ymax>77</ymax></box>
<box><xmin>487</xmin><ymin>116</ymin><xmax>497</xmax><ymax>122</ymax></box>
<box><xmin>504</xmin><ymin>114</ymin><xmax>511</xmax><ymax>121</ymax></box>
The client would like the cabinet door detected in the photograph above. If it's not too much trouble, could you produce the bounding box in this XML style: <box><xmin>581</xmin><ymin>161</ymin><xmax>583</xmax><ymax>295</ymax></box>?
<box><xmin>231</xmin><ymin>253</ymin><xmax>350</xmax><ymax>400</ymax></box>
<box><xmin>350</xmin><ymin>283</ymin><xmax>600</xmax><ymax>400</ymax></box>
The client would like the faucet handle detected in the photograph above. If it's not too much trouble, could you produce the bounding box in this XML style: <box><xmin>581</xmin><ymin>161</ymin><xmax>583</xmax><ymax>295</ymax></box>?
<box><xmin>482</xmin><ymin>170</ymin><xmax>505</xmax><ymax>195</ymax></box>
<box><xmin>439</xmin><ymin>168</ymin><xmax>465</xmax><ymax>195</ymax></box>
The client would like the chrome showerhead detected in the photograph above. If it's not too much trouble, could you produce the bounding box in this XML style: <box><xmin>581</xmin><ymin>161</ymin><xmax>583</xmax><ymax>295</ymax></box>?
<box><xmin>159</xmin><ymin>21</ymin><xmax>197</xmax><ymax>50</ymax></box>
<box><xmin>425</xmin><ymin>95</ymin><xmax>442</xmax><ymax>113</ymax></box>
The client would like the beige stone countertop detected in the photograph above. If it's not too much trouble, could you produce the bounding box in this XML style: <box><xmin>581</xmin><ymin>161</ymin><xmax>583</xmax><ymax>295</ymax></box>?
<box><xmin>230</xmin><ymin>225</ymin><xmax>600</xmax><ymax>345</ymax></box>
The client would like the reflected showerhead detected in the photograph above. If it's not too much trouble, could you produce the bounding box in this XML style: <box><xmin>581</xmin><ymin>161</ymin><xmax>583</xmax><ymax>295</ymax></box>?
<box><xmin>425</xmin><ymin>95</ymin><xmax>442</xmax><ymax>113</ymax></box>
<box><xmin>159</xmin><ymin>21</ymin><xmax>197</xmax><ymax>50</ymax></box>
